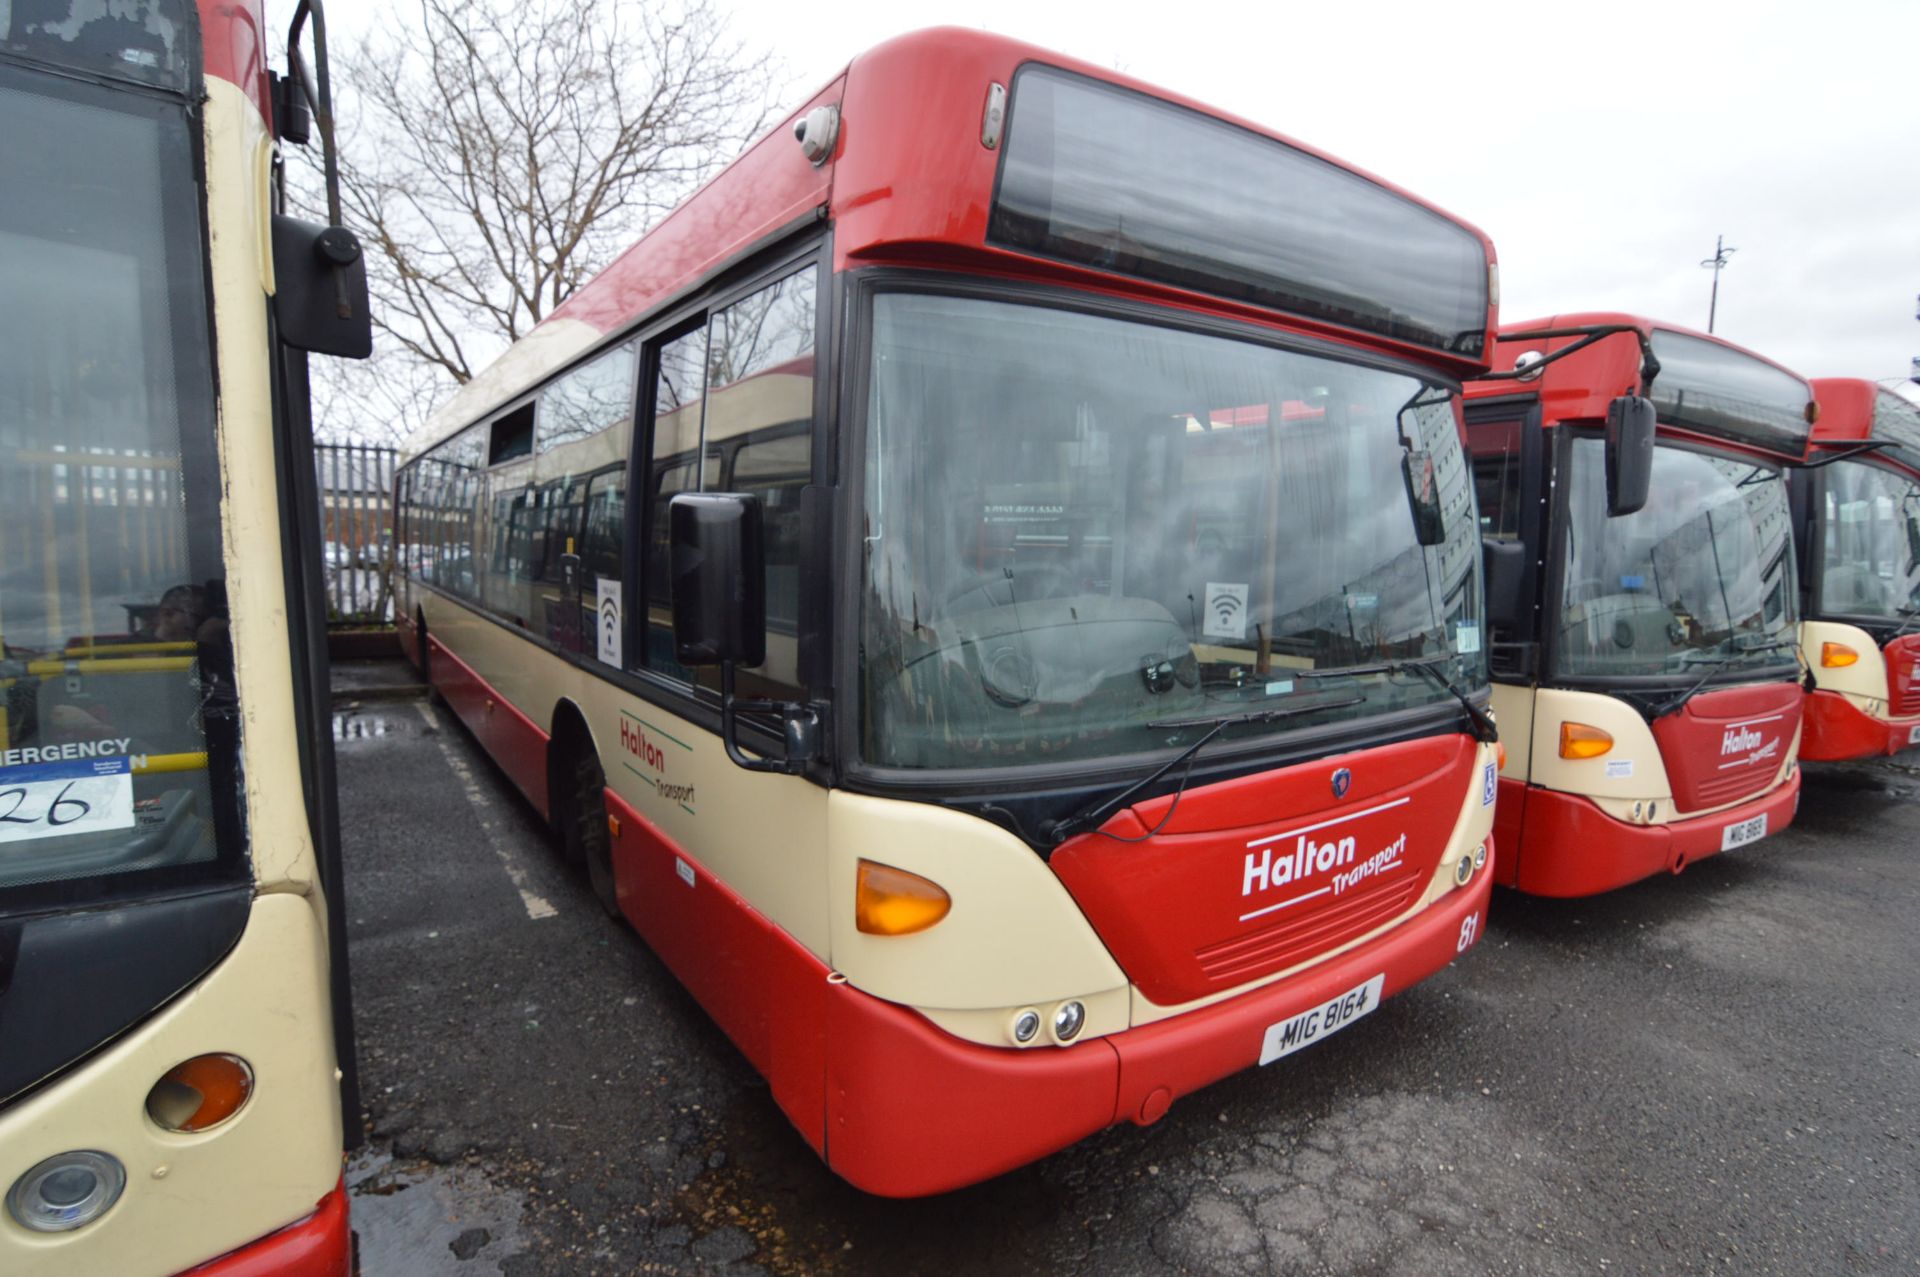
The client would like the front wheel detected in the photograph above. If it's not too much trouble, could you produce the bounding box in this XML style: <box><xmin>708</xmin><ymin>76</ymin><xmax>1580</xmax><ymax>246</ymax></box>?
<box><xmin>562</xmin><ymin>749</ymin><xmax>620</xmax><ymax>918</ymax></box>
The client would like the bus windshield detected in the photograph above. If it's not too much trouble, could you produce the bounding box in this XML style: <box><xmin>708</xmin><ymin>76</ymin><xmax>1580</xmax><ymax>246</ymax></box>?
<box><xmin>1558</xmin><ymin>439</ymin><xmax>1797</xmax><ymax>678</ymax></box>
<box><xmin>1817</xmin><ymin>460</ymin><xmax>1920</xmax><ymax>622</ymax></box>
<box><xmin>0</xmin><ymin>63</ymin><xmax>243</xmax><ymax>905</ymax></box>
<box><xmin>858</xmin><ymin>291</ymin><xmax>1483</xmax><ymax>770</ymax></box>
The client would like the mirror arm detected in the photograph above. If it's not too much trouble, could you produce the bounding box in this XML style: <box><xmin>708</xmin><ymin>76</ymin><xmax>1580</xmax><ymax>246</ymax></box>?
<box><xmin>719</xmin><ymin>663</ymin><xmax>818</xmax><ymax>775</ymax></box>
<box><xmin>1796</xmin><ymin>439</ymin><xmax>1894</xmax><ymax>470</ymax></box>
<box><xmin>1480</xmin><ymin>324</ymin><xmax>1661</xmax><ymax>386</ymax></box>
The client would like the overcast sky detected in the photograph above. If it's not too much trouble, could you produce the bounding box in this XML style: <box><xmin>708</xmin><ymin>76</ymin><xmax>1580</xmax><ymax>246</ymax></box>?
<box><xmin>326</xmin><ymin>0</ymin><xmax>1920</xmax><ymax>386</ymax></box>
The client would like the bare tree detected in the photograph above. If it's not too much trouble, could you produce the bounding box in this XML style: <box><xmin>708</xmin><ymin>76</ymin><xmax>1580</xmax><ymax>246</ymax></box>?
<box><xmin>312</xmin><ymin>0</ymin><xmax>777</xmax><ymax>443</ymax></box>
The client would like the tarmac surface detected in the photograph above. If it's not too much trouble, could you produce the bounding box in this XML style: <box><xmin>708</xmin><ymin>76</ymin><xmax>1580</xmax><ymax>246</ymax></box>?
<box><xmin>331</xmin><ymin>661</ymin><xmax>1920</xmax><ymax>1275</ymax></box>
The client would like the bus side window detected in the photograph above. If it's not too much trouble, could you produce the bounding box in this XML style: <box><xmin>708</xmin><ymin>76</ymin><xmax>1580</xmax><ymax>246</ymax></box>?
<box><xmin>700</xmin><ymin>268</ymin><xmax>817</xmax><ymax>700</ymax></box>
<box><xmin>642</xmin><ymin>326</ymin><xmax>709</xmax><ymax>680</ymax></box>
<box><xmin>1467</xmin><ymin>418</ymin><xmax>1524</xmax><ymax>542</ymax></box>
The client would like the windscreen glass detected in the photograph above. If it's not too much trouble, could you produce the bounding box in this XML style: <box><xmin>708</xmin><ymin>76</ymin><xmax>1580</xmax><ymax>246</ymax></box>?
<box><xmin>1647</xmin><ymin>330</ymin><xmax>1811</xmax><ymax>456</ymax></box>
<box><xmin>1870</xmin><ymin>389</ymin><xmax>1920</xmax><ymax>464</ymax></box>
<box><xmin>1816</xmin><ymin>460</ymin><xmax>1920</xmax><ymax>622</ymax></box>
<box><xmin>989</xmin><ymin>66</ymin><xmax>1489</xmax><ymax>358</ymax></box>
<box><xmin>0</xmin><ymin>66</ymin><xmax>243</xmax><ymax>904</ymax></box>
<box><xmin>1558</xmin><ymin>439</ymin><xmax>1797</xmax><ymax>677</ymax></box>
<box><xmin>860</xmin><ymin>292</ymin><xmax>1484</xmax><ymax>771</ymax></box>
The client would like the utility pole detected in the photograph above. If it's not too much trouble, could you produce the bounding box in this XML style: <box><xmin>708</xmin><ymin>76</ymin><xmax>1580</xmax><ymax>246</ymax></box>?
<box><xmin>1700</xmin><ymin>235</ymin><xmax>1736</xmax><ymax>334</ymax></box>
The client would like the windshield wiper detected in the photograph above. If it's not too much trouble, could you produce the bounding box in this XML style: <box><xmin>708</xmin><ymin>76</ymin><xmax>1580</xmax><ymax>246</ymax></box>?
<box><xmin>1648</xmin><ymin>638</ymin><xmax>1798</xmax><ymax>718</ymax></box>
<box><xmin>1298</xmin><ymin>655</ymin><xmax>1499</xmax><ymax>743</ymax></box>
<box><xmin>1040</xmin><ymin>698</ymin><xmax>1363</xmax><ymax>847</ymax></box>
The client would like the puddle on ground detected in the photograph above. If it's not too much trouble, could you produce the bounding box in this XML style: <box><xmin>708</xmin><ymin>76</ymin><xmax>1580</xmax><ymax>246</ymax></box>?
<box><xmin>333</xmin><ymin>710</ymin><xmax>399</xmax><ymax>741</ymax></box>
<box><xmin>347</xmin><ymin>1144</ymin><xmax>529</xmax><ymax>1274</ymax></box>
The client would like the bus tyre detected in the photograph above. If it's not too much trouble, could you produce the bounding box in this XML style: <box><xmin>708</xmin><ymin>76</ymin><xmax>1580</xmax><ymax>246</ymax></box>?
<box><xmin>565</xmin><ymin>751</ymin><xmax>621</xmax><ymax>919</ymax></box>
<box><xmin>416</xmin><ymin>611</ymin><xmax>443</xmax><ymax>705</ymax></box>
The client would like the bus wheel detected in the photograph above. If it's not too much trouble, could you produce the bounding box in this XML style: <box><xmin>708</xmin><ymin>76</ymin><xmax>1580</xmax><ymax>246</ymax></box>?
<box><xmin>564</xmin><ymin>749</ymin><xmax>621</xmax><ymax>919</ymax></box>
<box><xmin>415</xmin><ymin>609</ymin><xmax>443</xmax><ymax>705</ymax></box>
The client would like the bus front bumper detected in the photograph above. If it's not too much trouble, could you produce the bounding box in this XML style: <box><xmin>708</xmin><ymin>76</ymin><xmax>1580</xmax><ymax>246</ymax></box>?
<box><xmin>1800</xmin><ymin>689</ymin><xmax>1920</xmax><ymax>761</ymax></box>
<box><xmin>180</xmin><ymin>1178</ymin><xmax>349</xmax><ymax>1277</ymax></box>
<box><xmin>1512</xmin><ymin>773</ymin><xmax>1801</xmax><ymax>897</ymax></box>
<box><xmin>822</xmin><ymin>867</ymin><xmax>1492</xmax><ymax>1197</ymax></box>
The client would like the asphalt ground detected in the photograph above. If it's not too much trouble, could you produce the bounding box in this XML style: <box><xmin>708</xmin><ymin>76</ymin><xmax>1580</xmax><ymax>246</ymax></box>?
<box><xmin>333</xmin><ymin>671</ymin><xmax>1920</xmax><ymax>1275</ymax></box>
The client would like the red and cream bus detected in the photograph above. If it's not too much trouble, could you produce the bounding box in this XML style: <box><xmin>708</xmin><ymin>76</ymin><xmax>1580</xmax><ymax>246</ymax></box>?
<box><xmin>1466</xmin><ymin>316</ymin><xmax>1809</xmax><ymax>897</ymax></box>
<box><xmin>395</xmin><ymin>28</ymin><xmax>1502</xmax><ymax>1195</ymax></box>
<box><xmin>0</xmin><ymin>1</ymin><xmax>369</xmax><ymax>1273</ymax></box>
<box><xmin>1791</xmin><ymin>379</ymin><xmax>1920</xmax><ymax>759</ymax></box>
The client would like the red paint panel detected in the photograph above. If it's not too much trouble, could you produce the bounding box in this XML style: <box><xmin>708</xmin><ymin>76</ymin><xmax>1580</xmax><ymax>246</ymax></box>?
<box><xmin>1512</xmin><ymin>773</ymin><xmax>1800</xmax><ymax>897</ymax></box>
<box><xmin>1885</xmin><ymin>635</ymin><xmax>1920</xmax><ymax>717</ymax></box>
<box><xmin>424</xmin><ymin>638</ymin><xmax>551</xmax><ymax>816</ymax></box>
<box><xmin>1050</xmin><ymin>735</ymin><xmax>1479</xmax><ymax>1006</ymax></box>
<box><xmin>823</xmin><ymin>980</ymin><xmax>1120</xmax><ymax>1198</ymax></box>
<box><xmin>181</xmin><ymin>1178</ymin><xmax>350</xmax><ymax>1276</ymax></box>
<box><xmin>546</xmin><ymin>81</ymin><xmax>840</xmax><ymax>336</ymax></box>
<box><xmin>1650</xmin><ymin>681</ymin><xmax>1802</xmax><ymax>814</ymax></box>
<box><xmin>1110</xmin><ymin>871</ymin><xmax>1489</xmax><ymax>1126</ymax></box>
<box><xmin>604</xmin><ymin>792</ymin><xmax>829</xmax><ymax>1155</ymax></box>
<box><xmin>1800</xmin><ymin>689</ymin><xmax>1920</xmax><ymax>761</ymax></box>
<box><xmin>1491</xmin><ymin>777</ymin><xmax>1527</xmax><ymax>888</ymax></box>
<box><xmin>195</xmin><ymin>0</ymin><xmax>271</xmax><ymax>125</ymax></box>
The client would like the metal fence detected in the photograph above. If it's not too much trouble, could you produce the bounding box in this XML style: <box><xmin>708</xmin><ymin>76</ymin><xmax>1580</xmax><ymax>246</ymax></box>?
<box><xmin>315</xmin><ymin>442</ymin><xmax>396</xmax><ymax>626</ymax></box>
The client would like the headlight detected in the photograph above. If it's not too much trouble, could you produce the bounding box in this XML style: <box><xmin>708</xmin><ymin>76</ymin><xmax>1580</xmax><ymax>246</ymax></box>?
<box><xmin>7</xmin><ymin>1150</ymin><xmax>126</xmax><ymax>1233</ymax></box>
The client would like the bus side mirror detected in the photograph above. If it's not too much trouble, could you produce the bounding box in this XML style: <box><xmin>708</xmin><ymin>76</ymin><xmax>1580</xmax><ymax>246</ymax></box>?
<box><xmin>1605</xmin><ymin>395</ymin><xmax>1656</xmax><ymax>518</ymax></box>
<box><xmin>669</xmin><ymin>493</ymin><xmax>765</xmax><ymax>668</ymax></box>
<box><xmin>1482</xmin><ymin>536</ymin><xmax>1527</xmax><ymax>629</ymax></box>
<box><xmin>271</xmin><ymin>215</ymin><xmax>373</xmax><ymax>359</ymax></box>
<box><xmin>1401</xmin><ymin>449</ymin><xmax>1446</xmax><ymax>546</ymax></box>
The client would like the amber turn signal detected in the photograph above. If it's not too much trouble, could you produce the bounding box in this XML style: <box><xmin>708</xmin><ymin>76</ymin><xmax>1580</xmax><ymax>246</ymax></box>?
<box><xmin>855</xmin><ymin>859</ymin><xmax>951</xmax><ymax>936</ymax></box>
<box><xmin>145</xmin><ymin>1054</ymin><xmax>254</xmax><ymax>1133</ymax></box>
<box><xmin>1559</xmin><ymin>722</ymin><xmax>1614</xmax><ymax>760</ymax></box>
<box><xmin>1495</xmin><ymin>740</ymin><xmax>1507</xmax><ymax>771</ymax></box>
<box><xmin>1821</xmin><ymin>642</ymin><xmax>1859</xmax><ymax>668</ymax></box>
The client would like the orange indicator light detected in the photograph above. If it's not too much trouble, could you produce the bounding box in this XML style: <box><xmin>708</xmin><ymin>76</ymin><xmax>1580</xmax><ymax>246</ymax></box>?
<box><xmin>1495</xmin><ymin>741</ymin><xmax>1507</xmax><ymax>771</ymax></box>
<box><xmin>1559</xmin><ymin>722</ymin><xmax>1614</xmax><ymax>760</ymax></box>
<box><xmin>855</xmin><ymin>860</ymin><xmax>952</xmax><ymax>936</ymax></box>
<box><xmin>146</xmin><ymin>1054</ymin><xmax>254</xmax><ymax>1133</ymax></box>
<box><xmin>1821</xmin><ymin>642</ymin><xmax>1859</xmax><ymax>668</ymax></box>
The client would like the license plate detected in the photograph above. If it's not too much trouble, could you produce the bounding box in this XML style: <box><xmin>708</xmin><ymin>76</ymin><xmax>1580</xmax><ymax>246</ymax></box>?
<box><xmin>1907</xmin><ymin>725</ymin><xmax>1920</xmax><ymax>745</ymax></box>
<box><xmin>1721</xmin><ymin>814</ymin><xmax>1768</xmax><ymax>851</ymax></box>
<box><xmin>1259</xmin><ymin>973</ymin><xmax>1385</xmax><ymax>1065</ymax></box>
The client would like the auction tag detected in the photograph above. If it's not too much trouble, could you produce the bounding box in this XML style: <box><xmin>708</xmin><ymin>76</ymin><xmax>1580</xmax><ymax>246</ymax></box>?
<box><xmin>0</xmin><ymin>756</ymin><xmax>136</xmax><ymax>845</ymax></box>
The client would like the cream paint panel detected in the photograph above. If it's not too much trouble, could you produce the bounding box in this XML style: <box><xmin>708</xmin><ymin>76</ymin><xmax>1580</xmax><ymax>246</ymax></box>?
<box><xmin>918</xmin><ymin>987</ymin><xmax>1131</xmax><ymax>1050</ymax></box>
<box><xmin>0</xmin><ymin>895</ymin><xmax>343</xmax><ymax>1277</ymax></box>
<box><xmin>824</xmin><ymin>791</ymin><xmax>1128</xmax><ymax>1010</ymax></box>
<box><xmin>421</xmin><ymin>595</ymin><xmax>833</xmax><ymax>958</ymax></box>
<box><xmin>1490</xmin><ymin>682</ymin><xmax>1535</xmax><ymax>783</ymax></box>
<box><xmin>1527</xmin><ymin>686</ymin><xmax>1672</xmax><ymax>802</ymax></box>
<box><xmin>203</xmin><ymin>79</ymin><xmax>318</xmax><ymax>893</ymax></box>
<box><xmin>1131</xmin><ymin>740</ymin><xmax>1499</xmax><ymax>1027</ymax></box>
<box><xmin>399</xmin><ymin>318</ymin><xmax>605</xmax><ymax>461</ymax></box>
<box><xmin>1802</xmin><ymin>619</ymin><xmax>1896</xmax><ymax>708</ymax></box>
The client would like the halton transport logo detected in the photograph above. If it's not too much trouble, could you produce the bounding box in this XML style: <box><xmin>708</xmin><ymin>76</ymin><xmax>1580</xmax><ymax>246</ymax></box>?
<box><xmin>1237</xmin><ymin>796</ymin><xmax>1412</xmax><ymax>923</ymax></box>
<box><xmin>1718</xmin><ymin>716</ymin><xmax>1783</xmax><ymax>769</ymax></box>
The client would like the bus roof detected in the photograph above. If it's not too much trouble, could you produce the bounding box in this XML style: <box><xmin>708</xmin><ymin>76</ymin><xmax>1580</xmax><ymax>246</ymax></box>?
<box><xmin>1464</xmin><ymin>311</ymin><xmax>1813</xmax><ymax>460</ymax></box>
<box><xmin>403</xmin><ymin>27</ymin><xmax>1496</xmax><ymax>462</ymax></box>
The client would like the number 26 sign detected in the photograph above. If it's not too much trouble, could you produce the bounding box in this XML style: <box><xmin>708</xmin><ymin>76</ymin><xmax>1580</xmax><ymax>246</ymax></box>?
<box><xmin>0</xmin><ymin>756</ymin><xmax>136</xmax><ymax>845</ymax></box>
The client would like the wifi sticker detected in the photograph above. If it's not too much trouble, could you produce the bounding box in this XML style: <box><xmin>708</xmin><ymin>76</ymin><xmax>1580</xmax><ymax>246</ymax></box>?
<box><xmin>1203</xmin><ymin>582</ymin><xmax>1250</xmax><ymax>640</ymax></box>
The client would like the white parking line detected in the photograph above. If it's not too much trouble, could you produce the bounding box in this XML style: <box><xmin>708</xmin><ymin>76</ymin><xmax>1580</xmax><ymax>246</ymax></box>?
<box><xmin>413</xmin><ymin>701</ymin><xmax>558</xmax><ymax>921</ymax></box>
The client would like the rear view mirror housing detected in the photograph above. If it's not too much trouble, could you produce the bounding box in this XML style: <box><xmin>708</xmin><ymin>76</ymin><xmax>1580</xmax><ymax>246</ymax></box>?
<box><xmin>669</xmin><ymin>493</ymin><xmax>765</xmax><ymax>668</ymax></box>
<box><xmin>1481</xmin><ymin>537</ymin><xmax>1528</xmax><ymax>631</ymax></box>
<box><xmin>1401</xmin><ymin>449</ymin><xmax>1446</xmax><ymax>547</ymax></box>
<box><xmin>271</xmin><ymin>215</ymin><xmax>372</xmax><ymax>359</ymax></box>
<box><xmin>1605</xmin><ymin>395</ymin><xmax>1656</xmax><ymax>518</ymax></box>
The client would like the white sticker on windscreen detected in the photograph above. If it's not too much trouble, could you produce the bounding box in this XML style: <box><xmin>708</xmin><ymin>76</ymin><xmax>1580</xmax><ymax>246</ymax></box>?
<box><xmin>1203</xmin><ymin>582</ymin><xmax>1249</xmax><ymax>640</ymax></box>
<box><xmin>0</xmin><ymin>755</ymin><xmax>136</xmax><ymax>845</ymax></box>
